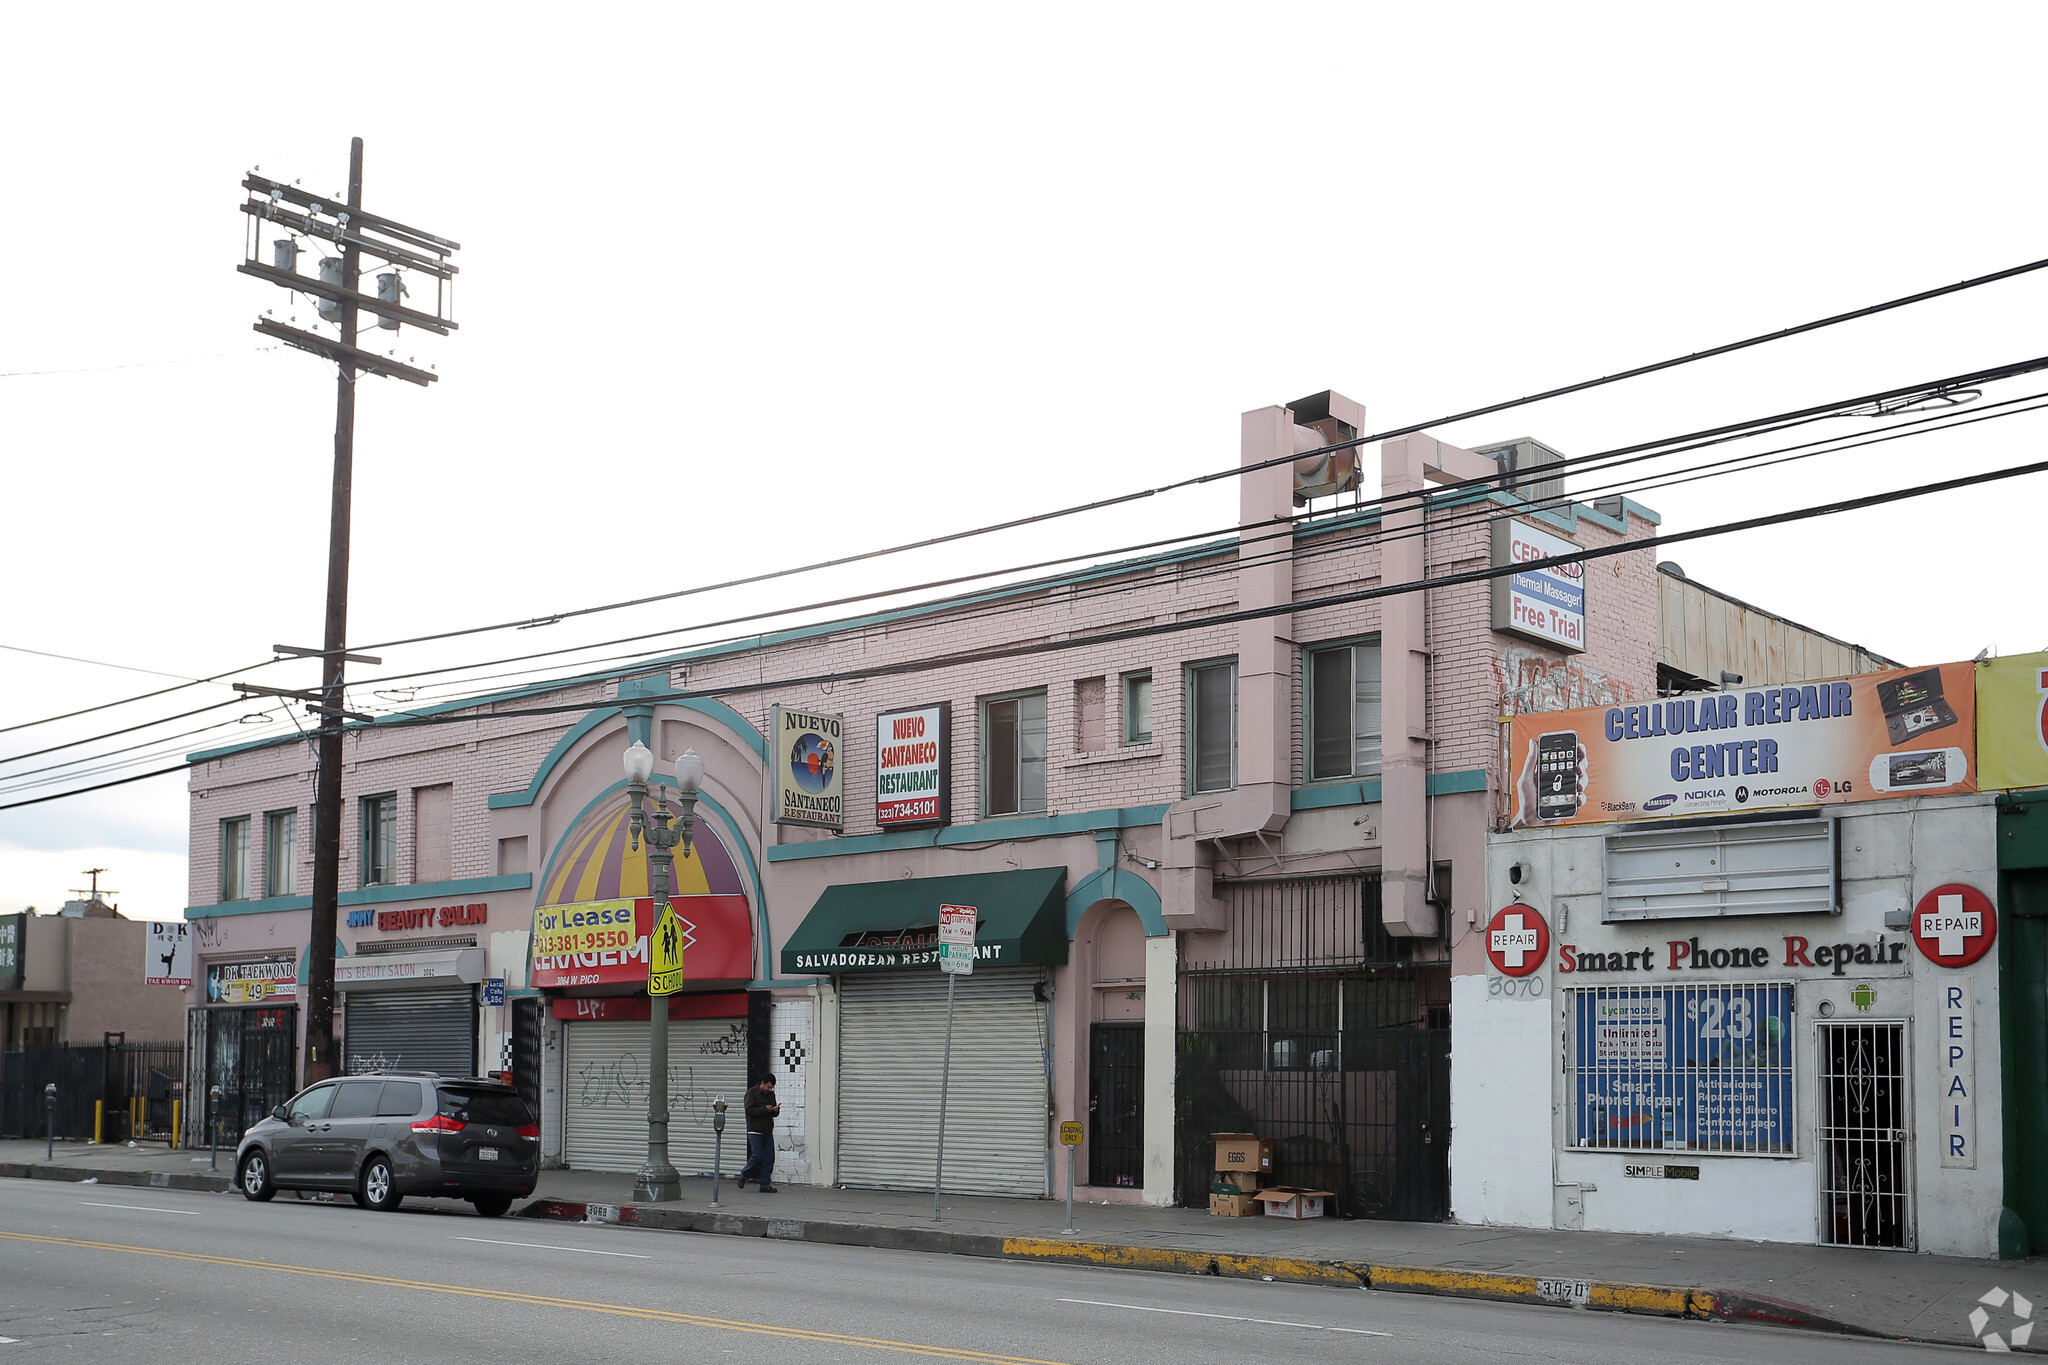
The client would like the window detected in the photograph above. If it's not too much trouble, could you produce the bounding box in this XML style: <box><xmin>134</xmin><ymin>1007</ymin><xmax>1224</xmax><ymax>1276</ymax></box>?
<box><xmin>221</xmin><ymin>818</ymin><xmax>252</xmax><ymax>901</ymax></box>
<box><xmin>361</xmin><ymin>794</ymin><xmax>398</xmax><ymax>888</ymax></box>
<box><xmin>1307</xmin><ymin>640</ymin><xmax>1383</xmax><ymax>781</ymax></box>
<box><xmin>375</xmin><ymin>1081</ymin><xmax>424</xmax><ymax>1117</ymax></box>
<box><xmin>264</xmin><ymin>810</ymin><xmax>297</xmax><ymax>898</ymax></box>
<box><xmin>1186</xmin><ymin>660</ymin><xmax>1237</xmax><ymax>794</ymax></box>
<box><xmin>1564</xmin><ymin>984</ymin><xmax>1795</xmax><ymax>1156</ymax></box>
<box><xmin>328</xmin><ymin>1080</ymin><xmax>383</xmax><ymax>1119</ymax></box>
<box><xmin>414</xmin><ymin>783</ymin><xmax>453</xmax><ymax>883</ymax></box>
<box><xmin>1123</xmin><ymin>672</ymin><xmax>1152</xmax><ymax>745</ymax></box>
<box><xmin>982</xmin><ymin>691</ymin><xmax>1048</xmax><ymax>817</ymax></box>
<box><xmin>286</xmin><ymin>1086</ymin><xmax>335</xmax><ymax>1124</ymax></box>
<box><xmin>1075</xmin><ymin>677</ymin><xmax>1105</xmax><ymax>753</ymax></box>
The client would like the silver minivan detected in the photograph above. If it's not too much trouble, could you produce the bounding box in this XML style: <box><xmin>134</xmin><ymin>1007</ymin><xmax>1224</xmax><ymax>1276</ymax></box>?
<box><xmin>235</xmin><ymin>1073</ymin><xmax>538</xmax><ymax>1217</ymax></box>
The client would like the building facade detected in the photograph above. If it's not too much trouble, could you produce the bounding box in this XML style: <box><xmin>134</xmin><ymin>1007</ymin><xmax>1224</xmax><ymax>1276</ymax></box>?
<box><xmin>180</xmin><ymin>390</ymin><xmax>1890</xmax><ymax>1214</ymax></box>
<box><xmin>1458</xmin><ymin>651</ymin><xmax>2048</xmax><ymax>1256</ymax></box>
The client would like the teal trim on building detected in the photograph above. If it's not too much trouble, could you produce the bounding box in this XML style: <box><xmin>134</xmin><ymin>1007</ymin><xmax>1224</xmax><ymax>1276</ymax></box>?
<box><xmin>185</xmin><ymin>873</ymin><xmax>533</xmax><ymax>921</ymax></box>
<box><xmin>1065</xmin><ymin>866</ymin><xmax>1166</xmax><ymax>938</ymax></box>
<box><xmin>528</xmin><ymin>779</ymin><xmax>772</xmax><ymax>985</ymax></box>
<box><xmin>764</xmin><ymin>804</ymin><xmax>1174</xmax><ymax>864</ymax></box>
<box><xmin>487</xmin><ymin>694</ymin><xmax>769</xmax><ymax>811</ymax></box>
<box><xmin>1290</xmin><ymin>769</ymin><xmax>1488</xmax><ymax>811</ymax></box>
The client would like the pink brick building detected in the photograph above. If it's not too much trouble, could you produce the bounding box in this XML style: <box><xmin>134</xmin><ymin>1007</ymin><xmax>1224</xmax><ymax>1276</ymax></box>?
<box><xmin>181</xmin><ymin>390</ymin><xmax>1873</xmax><ymax>1216</ymax></box>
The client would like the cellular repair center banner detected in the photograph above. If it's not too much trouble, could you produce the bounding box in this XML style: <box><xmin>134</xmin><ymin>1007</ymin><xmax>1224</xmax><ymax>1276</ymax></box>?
<box><xmin>1510</xmin><ymin>660</ymin><xmax>1976</xmax><ymax>827</ymax></box>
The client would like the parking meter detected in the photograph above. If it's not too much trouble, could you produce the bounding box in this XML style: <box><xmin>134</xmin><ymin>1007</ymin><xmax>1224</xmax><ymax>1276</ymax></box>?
<box><xmin>209</xmin><ymin>1084</ymin><xmax>223</xmax><ymax>1171</ymax></box>
<box><xmin>709</xmin><ymin>1094</ymin><xmax>729</xmax><ymax>1207</ymax></box>
<box><xmin>43</xmin><ymin>1083</ymin><xmax>56</xmax><ymax>1159</ymax></box>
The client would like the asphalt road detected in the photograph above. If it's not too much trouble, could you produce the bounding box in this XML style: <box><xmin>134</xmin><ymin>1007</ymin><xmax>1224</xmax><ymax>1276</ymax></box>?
<box><xmin>0</xmin><ymin>1180</ymin><xmax>1988</xmax><ymax>1363</ymax></box>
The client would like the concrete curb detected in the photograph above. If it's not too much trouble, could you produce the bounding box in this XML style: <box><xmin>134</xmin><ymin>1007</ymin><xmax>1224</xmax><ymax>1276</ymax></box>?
<box><xmin>0</xmin><ymin>1161</ymin><xmax>234</xmax><ymax>1194</ymax></box>
<box><xmin>516</xmin><ymin>1197</ymin><xmax>1944</xmax><ymax>1344</ymax></box>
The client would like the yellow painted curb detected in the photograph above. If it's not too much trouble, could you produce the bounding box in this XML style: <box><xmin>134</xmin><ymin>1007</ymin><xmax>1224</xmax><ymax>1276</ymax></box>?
<box><xmin>1002</xmin><ymin>1240</ymin><xmax>1705</xmax><ymax>1320</ymax></box>
<box><xmin>1001</xmin><ymin>1238</ymin><xmax>1364</xmax><ymax>1287</ymax></box>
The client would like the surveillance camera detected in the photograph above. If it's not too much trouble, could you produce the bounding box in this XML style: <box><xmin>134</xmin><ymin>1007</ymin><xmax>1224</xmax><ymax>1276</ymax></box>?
<box><xmin>1508</xmin><ymin>861</ymin><xmax>1531</xmax><ymax>885</ymax></box>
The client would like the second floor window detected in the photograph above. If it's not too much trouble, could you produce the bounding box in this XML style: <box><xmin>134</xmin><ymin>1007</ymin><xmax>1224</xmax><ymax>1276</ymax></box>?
<box><xmin>983</xmin><ymin>691</ymin><xmax>1048</xmax><ymax>817</ymax></box>
<box><xmin>1123</xmin><ymin>671</ymin><xmax>1153</xmax><ymax>745</ymax></box>
<box><xmin>1187</xmin><ymin>660</ymin><xmax>1237</xmax><ymax>794</ymax></box>
<box><xmin>362</xmin><ymin>794</ymin><xmax>398</xmax><ymax>887</ymax></box>
<box><xmin>1308</xmin><ymin>640</ymin><xmax>1383</xmax><ymax>780</ymax></box>
<box><xmin>265</xmin><ymin>810</ymin><xmax>297</xmax><ymax>898</ymax></box>
<box><xmin>221</xmin><ymin>818</ymin><xmax>251</xmax><ymax>901</ymax></box>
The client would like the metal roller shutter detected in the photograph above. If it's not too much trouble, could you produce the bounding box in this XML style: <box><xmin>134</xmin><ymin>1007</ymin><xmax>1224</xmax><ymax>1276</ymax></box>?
<box><xmin>563</xmin><ymin>1018</ymin><xmax>751</xmax><ymax>1175</ymax></box>
<box><xmin>342</xmin><ymin>984</ymin><xmax>476</xmax><ymax>1078</ymax></box>
<box><xmin>837</xmin><ymin>968</ymin><xmax>1048</xmax><ymax>1197</ymax></box>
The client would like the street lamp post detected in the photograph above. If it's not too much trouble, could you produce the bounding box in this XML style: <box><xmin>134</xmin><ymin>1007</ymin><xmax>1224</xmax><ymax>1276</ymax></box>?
<box><xmin>622</xmin><ymin>739</ymin><xmax>705</xmax><ymax>1204</ymax></box>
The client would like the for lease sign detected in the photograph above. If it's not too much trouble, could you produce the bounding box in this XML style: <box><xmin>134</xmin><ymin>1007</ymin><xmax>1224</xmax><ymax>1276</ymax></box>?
<box><xmin>875</xmin><ymin>703</ymin><xmax>949</xmax><ymax>828</ymax></box>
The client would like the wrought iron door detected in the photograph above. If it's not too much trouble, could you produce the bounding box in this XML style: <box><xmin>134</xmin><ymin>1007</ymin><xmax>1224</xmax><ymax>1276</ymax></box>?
<box><xmin>1818</xmin><ymin>1021</ymin><xmax>1911</xmax><ymax>1249</ymax></box>
<box><xmin>1089</xmin><ymin>1022</ymin><xmax>1144</xmax><ymax>1188</ymax></box>
<box><xmin>204</xmin><ymin>1007</ymin><xmax>298</xmax><ymax>1145</ymax></box>
<box><xmin>1175</xmin><ymin>875</ymin><xmax>1451</xmax><ymax>1221</ymax></box>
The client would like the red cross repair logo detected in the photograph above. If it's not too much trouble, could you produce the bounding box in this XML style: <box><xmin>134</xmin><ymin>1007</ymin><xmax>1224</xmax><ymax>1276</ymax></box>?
<box><xmin>1485</xmin><ymin>904</ymin><xmax>1550</xmax><ymax>978</ymax></box>
<box><xmin>1911</xmin><ymin>883</ymin><xmax>1997</xmax><ymax>969</ymax></box>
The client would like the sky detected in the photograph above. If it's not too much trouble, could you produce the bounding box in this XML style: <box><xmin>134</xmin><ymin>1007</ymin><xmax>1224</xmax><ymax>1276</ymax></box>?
<box><xmin>5</xmin><ymin>4</ymin><xmax>2047</xmax><ymax>920</ymax></box>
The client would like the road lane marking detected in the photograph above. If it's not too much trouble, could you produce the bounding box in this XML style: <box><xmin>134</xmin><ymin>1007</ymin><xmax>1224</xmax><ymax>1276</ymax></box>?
<box><xmin>79</xmin><ymin>1202</ymin><xmax>201</xmax><ymax>1216</ymax></box>
<box><xmin>453</xmin><ymin>1236</ymin><xmax>648</xmax><ymax>1258</ymax></box>
<box><xmin>1055</xmin><ymin>1297</ymin><xmax>1393</xmax><ymax>1337</ymax></box>
<box><xmin>0</xmin><ymin>1230</ymin><xmax>1073</xmax><ymax>1364</ymax></box>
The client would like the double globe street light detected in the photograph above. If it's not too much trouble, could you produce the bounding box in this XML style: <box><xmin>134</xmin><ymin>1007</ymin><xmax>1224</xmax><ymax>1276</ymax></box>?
<box><xmin>622</xmin><ymin>738</ymin><xmax>705</xmax><ymax>1203</ymax></box>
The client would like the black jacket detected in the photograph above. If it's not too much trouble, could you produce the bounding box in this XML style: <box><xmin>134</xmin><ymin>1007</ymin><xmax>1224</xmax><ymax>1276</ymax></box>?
<box><xmin>744</xmin><ymin>1084</ymin><xmax>779</xmax><ymax>1135</ymax></box>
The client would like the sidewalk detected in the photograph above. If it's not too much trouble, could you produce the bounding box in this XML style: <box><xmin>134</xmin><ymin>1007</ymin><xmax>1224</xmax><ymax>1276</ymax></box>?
<box><xmin>3</xmin><ymin>1138</ymin><xmax>2040</xmax><ymax>1351</ymax></box>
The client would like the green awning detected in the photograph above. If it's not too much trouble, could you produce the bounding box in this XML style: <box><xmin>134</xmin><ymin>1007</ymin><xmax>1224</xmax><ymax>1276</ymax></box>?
<box><xmin>781</xmin><ymin>867</ymin><xmax>1068</xmax><ymax>974</ymax></box>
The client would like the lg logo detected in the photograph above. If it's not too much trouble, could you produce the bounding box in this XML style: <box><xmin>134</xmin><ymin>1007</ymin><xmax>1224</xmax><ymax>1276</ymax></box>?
<box><xmin>2036</xmin><ymin>667</ymin><xmax>2048</xmax><ymax>756</ymax></box>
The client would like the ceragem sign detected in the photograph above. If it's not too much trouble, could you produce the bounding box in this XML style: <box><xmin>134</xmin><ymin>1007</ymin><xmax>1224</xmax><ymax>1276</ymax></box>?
<box><xmin>1491</xmin><ymin>517</ymin><xmax>1585</xmax><ymax>653</ymax></box>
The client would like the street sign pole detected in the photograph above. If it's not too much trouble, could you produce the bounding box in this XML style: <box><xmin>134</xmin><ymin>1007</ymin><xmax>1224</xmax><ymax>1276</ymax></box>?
<box><xmin>933</xmin><ymin>902</ymin><xmax>977</xmax><ymax>1223</ymax></box>
<box><xmin>933</xmin><ymin>969</ymin><xmax>956</xmax><ymax>1222</ymax></box>
<box><xmin>1059</xmin><ymin>1120</ymin><xmax>1083</xmax><ymax>1234</ymax></box>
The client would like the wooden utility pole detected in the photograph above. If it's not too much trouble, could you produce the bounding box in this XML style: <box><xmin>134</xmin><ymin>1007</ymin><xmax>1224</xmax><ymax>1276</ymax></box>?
<box><xmin>239</xmin><ymin>138</ymin><xmax>459</xmax><ymax>1083</ymax></box>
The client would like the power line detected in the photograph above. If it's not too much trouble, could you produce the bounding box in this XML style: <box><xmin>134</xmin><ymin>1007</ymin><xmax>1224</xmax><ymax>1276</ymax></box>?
<box><xmin>0</xmin><ymin>643</ymin><xmax>217</xmax><ymax>683</ymax></box>
<box><xmin>0</xmin><ymin>345</ymin><xmax>283</xmax><ymax>380</ymax></box>
<box><xmin>20</xmin><ymin>446</ymin><xmax>2046</xmax><ymax>812</ymax></box>
<box><xmin>343</xmin><ymin>382</ymin><xmax>2048</xmax><ymax>711</ymax></box>
<box><xmin>354</xmin><ymin>450</ymin><xmax>2048</xmax><ymax>731</ymax></box>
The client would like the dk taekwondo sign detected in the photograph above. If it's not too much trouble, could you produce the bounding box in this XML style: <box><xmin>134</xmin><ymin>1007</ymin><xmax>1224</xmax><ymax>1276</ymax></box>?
<box><xmin>1485</xmin><ymin>904</ymin><xmax>1549</xmax><ymax>978</ymax></box>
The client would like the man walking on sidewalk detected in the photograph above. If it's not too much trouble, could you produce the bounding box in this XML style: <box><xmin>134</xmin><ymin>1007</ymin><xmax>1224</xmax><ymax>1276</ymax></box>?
<box><xmin>737</xmin><ymin>1073</ymin><xmax>780</xmax><ymax>1193</ymax></box>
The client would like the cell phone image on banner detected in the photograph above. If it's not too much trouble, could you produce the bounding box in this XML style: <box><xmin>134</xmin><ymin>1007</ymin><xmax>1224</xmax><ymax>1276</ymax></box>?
<box><xmin>1537</xmin><ymin>730</ymin><xmax>1580</xmax><ymax>820</ymax></box>
<box><xmin>1875</xmin><ymin>667</ymin><xmax>1959</xmax><ymax>746</ymax></box>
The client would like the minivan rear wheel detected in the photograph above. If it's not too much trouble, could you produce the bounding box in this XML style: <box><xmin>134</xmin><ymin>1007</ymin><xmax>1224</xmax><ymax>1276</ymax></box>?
<box><xmin>359</xmin><ymin>1155</ymin><xmax>402</xmax><ymax>1212</ymax></box>
<box><xmin>238</xmin><ymin>1150</ymin><xmax>276</xmax><ymax>1202</ymax></box>
<box><xmin>472</xmin><ymin>1194</ymin><xmax>513</xmax><ymax>1218</ymax></box>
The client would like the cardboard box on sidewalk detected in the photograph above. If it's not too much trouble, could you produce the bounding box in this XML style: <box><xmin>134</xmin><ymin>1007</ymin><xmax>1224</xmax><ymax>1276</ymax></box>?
<box><xmin>1208</xmin><ymin>1192</ymin><xmax>1261</xmax><ymax>1217</ymax></box>
<box><xmin>1212</xmin><ymin>1133</ymin><xmax>1276</xmax><ymax>1174</ymax></box>
<box><xmin>1254</xmin><ymin>1187</ymin><xmax>1332</xmax><ymax>1220</ymax></box>
<box><xmin>1211</xmin><ymin>1170</ymin><xmax>1261</xmax><ymax>1194</ymax></box>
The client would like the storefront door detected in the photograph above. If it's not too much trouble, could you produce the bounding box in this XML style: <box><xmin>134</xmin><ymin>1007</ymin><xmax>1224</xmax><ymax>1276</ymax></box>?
<box><xmin>836</xmin><ymin>968</ymin><xmax>1049</xmax><ymax>1197</ymax></box>
<box><xmin>1818</xmin><ymin>1021</ymin><xmax>1912</xmax><ymax>1249</ymax></box>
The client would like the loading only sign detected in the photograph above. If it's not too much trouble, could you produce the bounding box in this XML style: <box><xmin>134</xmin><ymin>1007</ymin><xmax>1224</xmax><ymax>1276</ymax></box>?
<box><xmin>1485</xmin><ymin>904</ymin><xmax>1550</xmax><ymax>978</ymax></box>
<box><xmin>1911</xmin><ymin>883</ymin><xmax>1997</xmax><ymax>968</ymax></box>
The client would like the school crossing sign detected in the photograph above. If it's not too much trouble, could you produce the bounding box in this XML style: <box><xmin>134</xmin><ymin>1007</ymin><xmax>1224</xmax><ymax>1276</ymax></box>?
<box><xmin>648</xmin><ymin>904</ymin><xmax>686</xmax><ymax>996</ymax></box>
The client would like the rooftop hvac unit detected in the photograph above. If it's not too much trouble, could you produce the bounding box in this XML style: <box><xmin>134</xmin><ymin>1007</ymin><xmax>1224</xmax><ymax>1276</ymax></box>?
<box><xmin>1475</xmin><ymin>438</ymin><xmax>1567</xmax><ymax>508</ymax></box>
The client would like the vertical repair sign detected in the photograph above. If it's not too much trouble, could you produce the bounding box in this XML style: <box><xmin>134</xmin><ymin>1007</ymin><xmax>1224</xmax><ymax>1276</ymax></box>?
<box><xmin>1941</xmin><ymin>978</ymin><xmax>1976</xmax><ymax>1168</ymax></box>
<box><xmin>1491</xmin><ymin>517</ymin><xmax>1586</xmax><ymax>653</ymax></box>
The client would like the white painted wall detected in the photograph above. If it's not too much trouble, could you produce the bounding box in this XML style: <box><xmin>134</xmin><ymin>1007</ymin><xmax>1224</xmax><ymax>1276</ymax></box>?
<box><xmin>770</xmin><ymin>995</ymin><xmax>816</xmax><ymax>1184</ymax></box>
<box><xmin>1142</xmin><ymin>933</ymin><xmax>1177</xmax><ymax>1206</ymax></box>
<box><xmin>1459</xmin><ymin>794</ymin><xmax>2006</xmax><ymax>1256</ymax></box>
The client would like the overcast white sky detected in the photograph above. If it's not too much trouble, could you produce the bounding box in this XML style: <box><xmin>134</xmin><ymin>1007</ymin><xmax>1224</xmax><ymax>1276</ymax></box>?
<box><xmin>5</xmin><ymin>5</ymin><xmax>2046</xmax><ymax>920</ymax></box>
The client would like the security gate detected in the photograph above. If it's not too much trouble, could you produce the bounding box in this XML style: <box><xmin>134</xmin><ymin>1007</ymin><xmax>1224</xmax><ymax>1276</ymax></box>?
<box><xmin>195</xmin><ymin>1006</ymin><xmax>298</xmax><ymax>1147</ymax></box>
<box><xmin>1819</xmin><ymin>1021</ymin><xmax>1912</xmax><ymax>1249</ymax></box>
<box><xmin>1175</xmin><ymin>874</ymin><xmax>1451</xmax><ymax>1221</ymax></box>
<box><xmin>1088</xmin><ymin>1022</ymin><xmax>1143</xmax><ymax>1188</ymax></box>
<box><xmin>342</xmin><ymin>983</ymin><xmax>476</xmax><ymax>1078</ymax></box>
